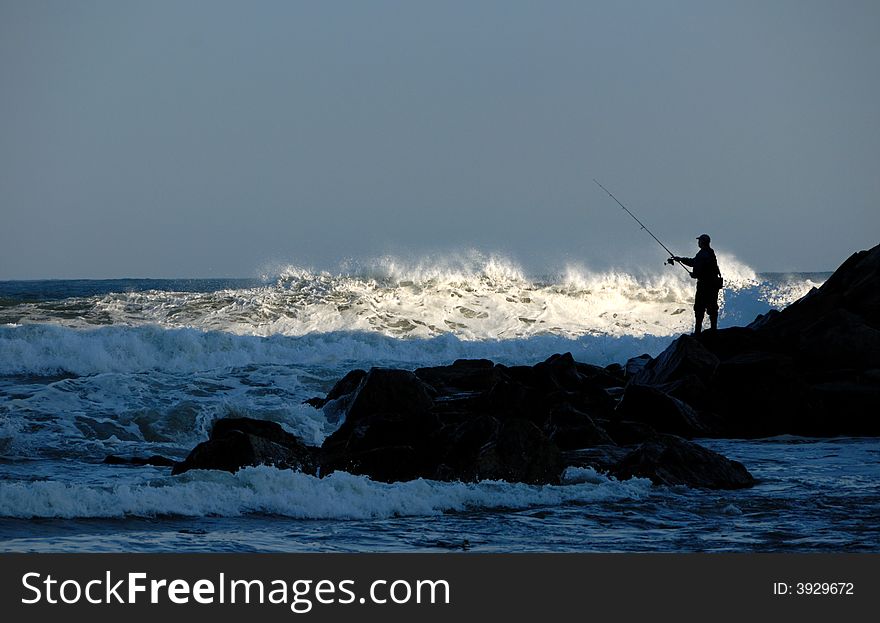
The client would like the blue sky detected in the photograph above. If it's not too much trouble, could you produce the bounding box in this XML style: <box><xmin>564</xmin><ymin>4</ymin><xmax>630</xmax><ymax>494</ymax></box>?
<box><xmin>2</xmin><ymin>0</ymin><xmax>878</xmax><ymax>278</ymax></box>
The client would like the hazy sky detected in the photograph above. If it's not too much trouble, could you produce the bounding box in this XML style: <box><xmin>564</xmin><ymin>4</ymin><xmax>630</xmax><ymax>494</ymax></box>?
<box><xmin>2</xmin><ymin>0</ymin><xmax>878</xmax><ymax>278</ymax></box>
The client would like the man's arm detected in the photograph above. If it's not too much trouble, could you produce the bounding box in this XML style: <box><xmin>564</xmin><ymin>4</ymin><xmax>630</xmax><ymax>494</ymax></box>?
<box><xmin>672</xmin><ymin>256</ymin><xmax>695</xmax><ymax>267</ymax></box>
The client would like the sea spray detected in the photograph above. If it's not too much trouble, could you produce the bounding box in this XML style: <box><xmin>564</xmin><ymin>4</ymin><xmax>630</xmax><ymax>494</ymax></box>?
<box><xmin>0</xmin><ymin>253</ymin><xmax>820</xmax><ymax>341</ymax></box>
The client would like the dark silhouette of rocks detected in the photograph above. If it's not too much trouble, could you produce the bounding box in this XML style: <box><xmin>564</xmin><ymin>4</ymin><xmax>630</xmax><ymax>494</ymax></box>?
<box><xmin>615</xmin><ymin>384</ymin><xmax>711</xmax><ymax>438</ymax></box>
<box><xmin>699</xmin><ymin>243</ymin><xmax>880</xmax><ymax>437</ymax></box>
<box><xmin>172</xmin><ymin>244</ymin><xmax>880</xmax><ymax>490</ymax></box>
<box><xmin>609</xmin><ymin>435</ymin><xmax>754</xmax><ymax>489</ymax></box>
<box><xmin>172</xmin><ymin>417</ymin><xmax>318</xmax><ymax>476</ymax></box>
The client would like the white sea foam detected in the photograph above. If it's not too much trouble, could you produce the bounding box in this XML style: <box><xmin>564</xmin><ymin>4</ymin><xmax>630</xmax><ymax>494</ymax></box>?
<box><xmin>759</xmin><ymin>276</ymin><xmax>824</xmax><ymax>308</ymax></box>
<box><xmin>0</xmin><ymin>466</ymin><xmax>653</xmax><ymax>519</ymax></box>
<box><xmin>0</xmin><ymin>253</ymin><xmax>822</xmax><ymax>377</ymax></box>
<box><xmin>0</xmin><ymin>252</ymin><xmax>806</xmax><ymax>343</ymax></box>
<box><xmin>0</xmin><ymin>323</ymin><xmax>670</xmax><ymax>376</ymax></box>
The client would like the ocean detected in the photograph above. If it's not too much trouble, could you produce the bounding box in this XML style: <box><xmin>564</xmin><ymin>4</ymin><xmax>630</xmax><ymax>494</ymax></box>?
<box><xmin>1</xmin><ymin>254</ymin><xmax>878</xmax><ymax>552</ymax></box>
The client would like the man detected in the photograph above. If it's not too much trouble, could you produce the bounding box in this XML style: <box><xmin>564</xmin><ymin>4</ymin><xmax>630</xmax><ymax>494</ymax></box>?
<box><xmin>669</xmin><ymin>234</ymin><xmax>722</xmax><ymax>335</ymax></box>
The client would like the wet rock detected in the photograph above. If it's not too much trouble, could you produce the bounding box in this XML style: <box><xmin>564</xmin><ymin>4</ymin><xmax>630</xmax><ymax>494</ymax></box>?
<box><xmin>632</xmin><ymin>335</ymin><xmax>719</xmax><ymax>386</ymax></box>
<box><xmin>602</xmin><ymin>419</ymin><xmax>658</xmax><ymax>445</ymax></box>
<box><xmin>649</xmin><ymin>374</ymin><xmax>712</xmax><ymax>412</ymax></box>
<box><xmin>172</xmin><ymin>418</ymin><xmax>317</xmax><ymax>476</ymax></box>
<box><xmin>624</xmin><ymin>354</ymin><xmax>653</xmax><ymax>379</ymax></box>
<box><xmin>754</xmin><ymin>245</ymin><xmax>880</xmax><ymax>336</ymax></box>
<box><xmin>562</xmin><ymin>445</ymin><xmax>631</xmax><ymax>474</ymax></box>
<box><xmin>325</xmin><ymin>445</ymin><xmax>424</xmax><ymax>483</ymax></box>
<box><xmin>796</xmin><ymin>309</ymin><xmax>880</xmax><ymax>371</ymax></box>
<box><xmin>303</xmin><ymin>369</ymin><xmax>367</xmax><ymax>409</ymax></box>
<box><xmin>576</xmin><ymin>362</ymin><xmax>626</xmax><ymax>389</ymax></box>
<box><xmin>695</xmin><ymin>326</ymin><xmax>774</xmax><ymax>361</ymax></box>
<box><xmin>211</xmin><ymin>417</ymin><xmax>305</xmax><ymax>448</ymax></box>
<box><xmin>415</xmin><ymin>358</ymin><xmax>499</xmax><ymax>394</ymax></box>
<box><xmin>469</xmin><ymin>418</ymin><xmax>563</xmax><ymax>484</ymax></box>
<box><xmin>321</xmin><ymin>368</ymin><xmax>439</xmax><ymax>459</ymax></box>
<box><xmin>603</xmin><ymin>362</ymin><xmax>626</xmax><ymax>380</ymax></box>
<box><xmin>709</xmin><ymin>351</ymin><xmax>815</xmax><ymax>437</ymax></box>
<box><xmin>434</xmin><ymin>415</ymin><xmax>503</xmax><ymax>479</ymax></box>
<box><xmin>611</xmin><ymin>435</ymin><xmax>755</xmax><ymax>489</ymax></box>
<box><xmin>547</xmin><ymin>403</ymin><xmax>614</xmax><ymax>450</ymax></box>
<box><xmin>479</xmin><ymin>374</ymin><xmax>552</xmax><ymax>427</ymax></box>
<box><xmin>615</xmin><ymin>383</ymin><xmax>712</xmax><ymax>438</ymax></box>
<box><xmin>533</xmin><ymin>352</ymin><xmax>585</xmax><ymax>392</ymax></box>
<box><xmin>809</xmin><ymin>380</ymin><xmax>880</xmax><ymax>436</ymax></box>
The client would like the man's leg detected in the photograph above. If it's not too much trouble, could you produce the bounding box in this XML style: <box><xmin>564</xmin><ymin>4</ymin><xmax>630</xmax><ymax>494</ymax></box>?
<box><xmin>694</xmin><ymin>310</ymin><xmax>704</xmax><ymax>335</ymax></box>
<box><xmin>707</xmin><ymin>290</ymin><xmax>719</xmax><ymax>330</ymax></box>
<box><xmin>693</xmin><ymin>293</ymin><xmax>705</xmax><ymax>335</ymax></box>
<box><xmin>708</xmin><ymin>310</ymin><xmax>718</xmax><ymax>331</ymax></box>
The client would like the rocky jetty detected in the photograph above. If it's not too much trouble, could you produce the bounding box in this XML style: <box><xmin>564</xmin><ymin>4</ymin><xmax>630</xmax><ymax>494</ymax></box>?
<box><xmin>654</xmin><ymin>243</ymin><xmax>880</xmax><ymax>438</ymax></box>
<box><xmin>171</xmin><ymin>243</ymin><xmax>880</xmax><ymax>490</ymax></box>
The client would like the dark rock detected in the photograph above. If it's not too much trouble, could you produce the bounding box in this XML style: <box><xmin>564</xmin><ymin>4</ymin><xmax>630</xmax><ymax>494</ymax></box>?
<box><xmin>650</xmin><ymin>374</ymin><xmax>712</xmax><ymax>411</ymax></box>
<box><xmin>576</xmin><ymin>383</ymin><xmax>618</xmax><ymax>415</ymax></box>
<box><xmin>562</xmin><ymin>445</ymin><xmax>631</xmax><ymax>474</ymax></box>
<box><xmin>615</xmin><ymin>383</ymin><xmax>712</xmax><ymax>438</ymax></box>
<box><xmin>346</xmin><ymin>368</ymin><xmax>436</xmax><ymax>421</ymax></box>
<box><xmin>576</xmin><ymin>362</ymin><xmax>626</xmax><ymax>389</ymax></box>
<box><xmin>321</xmin><ymin>368</ymin><xmax>441</xmax><ymax>470</ymax></box>
<box><xmin>809</xmin><ymin>380</ymin><xmax>880</xmax><ymax>436</ymax></box>
<box><xmin>632</xmin><ymin>335</ymin><xmax>719</xmax><ymax>386</ymax></box>
<box><xmin>603</xmin><ymin>419</ymin><xmax>658</xmax><ymax>445</ymax></box>
<box><xmin>796</xmin><ymin>309</ymin><xmax>880</xmax><ymax>371</ymax></box>
<box><xmin>327</xmin><ymin>369</ymin><xmax>369</xmax><ymax>400</ymax></box>
<box><xmin>172</xmin><ymin>429</ymin><xmax>318</xmax><ymax>476</ymax></box>
<box><xmin>211</xmin><ymin>417</ymin><xmax>303</xmax><ymax>448</ymax></box>
<box><xmin>432</xmin><ymin>415</ymin><xmax>502</xmax><ymax>479</ymax></box>
<box><xmin>326</xmin><ymin>445</ymin><xmax>423</xmax><ymax>483</ymax></box>
<box><xmin>611</xmin><ymin>435</ymin><xmax>755</xmax><ymax>489</ymax></box>
<box><xmin>415</xmin><ymin>361</ymin><xmax>502</xmax><ymax>393</ymax></box>
<box><xmin>709</xmin><ymin>351</ymin><xmax>816</xmax><ymax>437</ymax></box>
<box><xmin>303</xmin><ymin>369</ymin><xmax>367</xmax><ymax>409</ymax></box>
<box><xmin>755</xmin><ymin>245</ymin><xmax>880</xmax><ymax>335</ymax></box>
<box><xmin>624</xmin><ymin>354</ymin><xmax>653</xmax><ymax>379</ymax></box>
<box><xmin>471</xmin><ymin>418</ymin><xmax>563</xmax><ymax>484</ymax></box>
<box><xmin>534</xmin><ymin>352</ymin><xmax>585</xmax><ymax>392</ymax></box>
<box><xmin>452</xmin><ymin>358</ymin><xmax>494</xmax><ymax>369</ymax></box>
<box><xmin>480</xmin><ymin>375</ymin><xmax>551</xmax><ymax>427</ymax></box>
<box><xmin>695</xmin><ymin>326</ymin><xmax>775</xmax><ymax>361</ymax></box>
<box><xmin>172</xmin><ymin>417</ymin><xmax>318</xmax><ymax>476</ymax></box>
<box><xmin>603</xmin><ymin>362</ymin><xmax>625</xmax><ymax>380</ymax></box>
<box><xmin>547</xmin><ymin>403</ymin><xmax>614</xmax><ymax>450</ymax></box>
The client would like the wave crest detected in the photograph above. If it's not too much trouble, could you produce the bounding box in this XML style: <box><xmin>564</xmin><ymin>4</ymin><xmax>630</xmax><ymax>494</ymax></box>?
<box><xmin>0</xmin><ymin>253</ymin><xmax>825</xmax><ymax>362</ymax></box>
<box><xmin>0</xmin><ymin>466</ymin><xmax>653</xmax><ymax>519</ymax></box>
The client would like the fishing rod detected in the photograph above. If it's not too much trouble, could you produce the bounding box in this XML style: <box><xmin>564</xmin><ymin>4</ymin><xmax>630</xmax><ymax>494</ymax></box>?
<box><xmin>593</xmin><ymin>179</ymin><xmax>690</xmax><ymax>274</ymax></box>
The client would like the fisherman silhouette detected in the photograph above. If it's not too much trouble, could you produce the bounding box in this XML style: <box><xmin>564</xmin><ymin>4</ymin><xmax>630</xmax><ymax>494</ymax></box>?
<box><xmin>669</xmin><ymin>234</ymin><xmax>722</xmax><ymax>335</ymax></box>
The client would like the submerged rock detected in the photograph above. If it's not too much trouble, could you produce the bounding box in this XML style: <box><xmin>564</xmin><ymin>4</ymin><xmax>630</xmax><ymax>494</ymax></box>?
<box><xmin>611</xmin><ymin>435</ymin><xmax>755</xmax><ymax>489</ymax></box>
<box><xmin>172</xmin><ymin>418</ymin><xmax>318</xmax><ymax>476</ymax></box>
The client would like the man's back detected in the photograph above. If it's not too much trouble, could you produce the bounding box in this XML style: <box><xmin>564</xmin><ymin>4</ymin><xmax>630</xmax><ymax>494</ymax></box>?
<box><xmin>691</xmin><ymin>247</ymin><xmax>719</xmax><ymax>283</ymax></box>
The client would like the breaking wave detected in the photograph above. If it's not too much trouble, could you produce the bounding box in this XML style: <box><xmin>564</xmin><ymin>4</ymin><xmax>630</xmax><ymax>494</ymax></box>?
<box><xmin>0</xmin><ymin>465</ymin><xmax>652</xmax><ymax>519</ymax></box>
